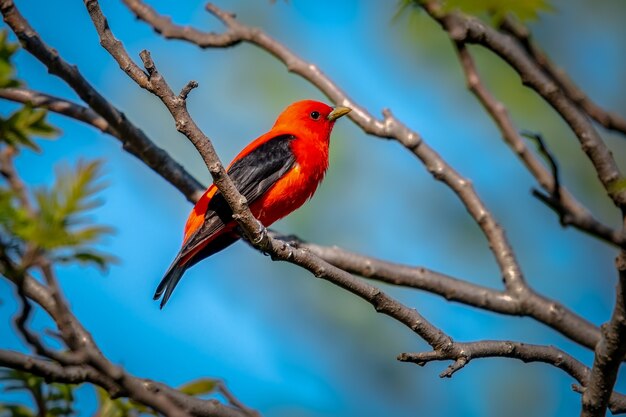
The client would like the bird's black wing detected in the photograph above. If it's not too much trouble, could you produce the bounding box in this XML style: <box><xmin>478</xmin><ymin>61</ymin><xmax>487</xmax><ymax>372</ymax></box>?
<box><xmin>155</xmin><ymin>134</ymin><xmax>297</xmax><ymax>307</ymax></box>
<box><xmin>181</xmin><ymin>133</ymin><xmax>297</xmax><ymax>256</ymax></box>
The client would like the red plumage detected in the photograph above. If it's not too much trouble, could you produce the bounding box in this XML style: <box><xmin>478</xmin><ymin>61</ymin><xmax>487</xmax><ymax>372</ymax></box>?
<box><xmin>155</xmin><ymin>100</ymin><xmax>351</xmax><ymax>307</ymax></box>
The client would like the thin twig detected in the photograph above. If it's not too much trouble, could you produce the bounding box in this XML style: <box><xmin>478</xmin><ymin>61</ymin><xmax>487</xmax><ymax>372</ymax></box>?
<box><xmin>0</xmin><ymin>146</ymin><xmax>33</xmax><ymax>213</ymax></box>
<box><xmin>421</xmin><ymin>2</ymin><xmax>626</xmax><ymax>210</ymax></box>
<box><xmin>453</xmin><ymin>44</ymin><xmax>624</xmax><ymax>247</ymax></box>
<box><xmin>423</xmin><ymin>8</ymin><xmax>626</xmax><ymax>415</ymax></box>
<box><xmin>0</xmin><ymin>87</ymin><xmax>117</xmax><ymax>136</ymax></box>
<box><xmin>0</xmin><ymin>0</ymin><xmax>203</xmax><ymax>203</ymax></box>
<box><xmin>0</xmin><ymin>349</ymin><xmax>252</xmax><ymax>417</ymax></box>
<box><xmin>500</xmin><ymin>17</ymin><xmax>626</xmax><ymax>137</ymax></box>
<box><xmin>215</xmin><ymin>381</ymin><xmax>260</xmax><ymax>417</ymax></box>
<box><xmin>398</xmin><ymin>340</ymin><xmax>626</xmax><ymax>413</ymax></box>
<box><xmin>520</xmin><ymin>130</ymin><xmax>567</xmax><ymax>225</ymax></box>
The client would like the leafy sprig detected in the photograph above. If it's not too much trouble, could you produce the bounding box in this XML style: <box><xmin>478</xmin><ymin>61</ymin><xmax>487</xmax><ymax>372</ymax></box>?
<box><xmin>0</xmin><ymin>160</ymin><xmax>116</xmax><ymax>271</ymax></box>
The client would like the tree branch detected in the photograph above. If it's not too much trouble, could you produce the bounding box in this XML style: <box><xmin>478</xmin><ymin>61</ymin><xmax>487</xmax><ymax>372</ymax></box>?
<box><xmin>420</xmin><ymin>9</ymin><xmax>626</xmax><ymax>414</ymax></box>
<box><xmin>0</xmin><ymin>350</ymin><xmax>252</xmax><ymax>417</ymax></box>
<box><xmin>453</xmin><ymin>43</ymin><xmax>625</xmax><ymax>248</ymax></box>
<box><xmin>0</xmin><ymin>128</ymin><xmax>251</xmax><ymax>416</ymax></box>
<box><xmin>1</xmin><ymin>253</ymin><xmax>256</xmax><ymax>417</ymax></box>
<box><xmin>581</xmin><ymin>252</ymin><xmax>626</xmax><ymax>416</ymax></box>
<box><xmin>499</xmin><ymin>17</ymin><xmax>626</xmax><ymax>137</ymax></box>
<box><xmin>398</xmin><ymin>340</ymin><xmax>626</xmax><ymax>414</ymax></box>
<box><xmin>0</xmin><ymin>146</ymin><xmax>33</xmax><ymax>213</ymax></box>
<box><xmin>0</xmin><ymin>87</ymin><xmax>117</xmax><ymax>136</ymax></box>
<box><xmin>0</xmin><ymin>0</ymin><xmax>203</xmax><ymax>203</ymax></box>
<box><xmin>421</xmin><ymin>3</ymin><xmax>626</xmax><ymax>210</ymax></box>
<box><xmin>276</xmin><ymin>233</ymin><xmax>603</xmax><ymax>350</ymax></box>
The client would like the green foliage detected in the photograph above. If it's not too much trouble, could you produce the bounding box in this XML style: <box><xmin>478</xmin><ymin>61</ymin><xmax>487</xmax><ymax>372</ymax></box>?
<box><xmin>0</xmin><ymin>30</ymin><xmax>20</xmax><ymax>89</ymax></box>
<box><xmin>92</xmin><ymin>378</ymin><xmax>219</xmax><ymax>417</ymax></box>
<box><xmin>0</xmin><ymin>29</ymin><xmax>58</xmax><ymax>151</ymax></box>
<box><xmin>396</xmin><ymin>0</ymin><xmax>552</xmax><ymax>24</ymax></box>
<box><xmin>0</xmin><ymin>160</ymin><xmax>116</xmax><ymax>271</ymax></box>
<box><xmin>608</xmin><ymin>177</ymin><xmax>626</xmax><ymax>194</ymax></box>
<box><xmin>0</xmin><ymin>372</ymin><xmax>220</xmax><ymax>417</ymax></box>
<box><xmin>0</xmin><ymin>369</ymin><xmax>76</xmax><ymax>417</ymax></box>
<box><xmin>95</xmin><ymin>387</ymin><xmax>157</xmax><ymax>417</ymax></box>
<box><xmin>0</xmin><ymin>105</ymin><xmax>59</xmax><ymax>151</ymax></box>
<box><xmin>443</xmin><ymin>0</ymin><xmax>552</xmax><ymax>23</ymax></box>
<box><xmin>178</xmin><ymin>378</ymin><xmax>219</xmax><ymax>396</ymax></box>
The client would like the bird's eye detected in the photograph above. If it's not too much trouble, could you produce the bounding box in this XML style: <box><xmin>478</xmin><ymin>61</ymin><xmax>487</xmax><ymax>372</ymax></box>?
<box><xmin>310</xmin><ymin>111</ymin><xmax>320</xmax><ymax>120</ymax></box>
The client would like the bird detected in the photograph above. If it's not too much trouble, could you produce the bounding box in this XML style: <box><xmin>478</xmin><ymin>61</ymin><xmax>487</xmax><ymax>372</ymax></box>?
<box><xmin>154</xmin><ymin>100</ymin><xmax>351</xmax><ymax>308</ymax></box>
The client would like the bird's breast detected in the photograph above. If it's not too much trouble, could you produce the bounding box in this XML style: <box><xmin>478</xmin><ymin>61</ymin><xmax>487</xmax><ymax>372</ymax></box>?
<box><xmin>252</xmin><ymin>156</ymin><xmax>327</xmax><ymax>227</ymax></box>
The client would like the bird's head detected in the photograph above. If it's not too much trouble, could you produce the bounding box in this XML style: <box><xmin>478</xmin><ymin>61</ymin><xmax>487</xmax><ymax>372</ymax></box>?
<box><xmin>272</xmin><ymin>100</ymin><xmax>351</xmax><ymax>140</ymax></box>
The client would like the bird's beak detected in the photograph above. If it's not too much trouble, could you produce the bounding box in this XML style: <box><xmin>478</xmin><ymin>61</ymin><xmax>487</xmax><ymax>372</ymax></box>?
<box><xmin>327</xmin><ymin>106</ymin><xmax>351</xmax><ymax>121</ymax></box>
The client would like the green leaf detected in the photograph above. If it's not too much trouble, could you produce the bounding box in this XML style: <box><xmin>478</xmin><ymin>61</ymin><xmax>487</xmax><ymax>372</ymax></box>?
<box><xmin>441</xmin><ymin>0</ymin><xmax>553</xmax><ymax>23</ymax></box>
<box><xmin>54</xmin><ymin>250</ymin><xmax>118</xmax><ymax>272</ymax></box>
<box><xmin>0</xmin><ymin>159</ymin><xmax>115</xmax><ymax>272</ymax></box>
<box><xmin>178</xmin><ymin>378</ymin><xmax>219</xmax><ymax>396</ymax></box>
<box><xmin>0</xmin><ymin>29</ymin><xmax>21</xmax><ymax>89</ymax></box>
<box><xmin>395</xmin><ymin>0</ymin><xmax>552</xmax><ymax>24</ymax></box>
<box><xmin>95</xmin><ymin>387</ymin><xmax>144</xmax><ymax>417</ymax></box>
<box><xmin>608</xmin><ymin>178</ymin><xmax>626</xmax><ymax>194</ymax></box>
<box><xmin>0</xmin><ymin>105</ymin><xmax>59</xmax><ymax>151</ymax></box>
<box><xmin>25</xmin><ymin>160</ymin><xmax>112</xmax><ymax>249</ymax></box>
<box><xmin>0</xmin><ymin>369</ymin><xmax>76</xmax><ymax>417</ymax></box>
<box><xmin>0</xmin><ymin>404</ymin><xmax>36</xmax><ymax>417</ymax></box>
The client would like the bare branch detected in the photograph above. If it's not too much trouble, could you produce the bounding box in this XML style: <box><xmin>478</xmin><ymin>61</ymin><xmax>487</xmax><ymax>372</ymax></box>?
<box><xmin>399</xmin><ymin>340</ymin><xmax>586</xmax><ymax>378</ymax></box>
<box><xmin>398</xmin><ymin>340</ymin><xmax>626</xmax><ymax>413</ymax></box>
<box><xmin>519</xmin><ymin>130</ymin><xmax>565</xmax><ymax>220</ymax></box>
<box><xmin>12</xmin><ymin>277</ymin><xmax>80</xmax><ymax>365</ymax></box>
<box><xmin>0</xmin><ymin>0</ymin><xmax>203</xmax><ymax>203</ymax></box>
<box><xmin>453</xmin><ymin>44</ymin><xmax>625</xmax><ymax>248</ymax></box>
<box><xmin>0</xmin><ymin>143</ymin><xmax>244</xmax><ymax>417</ymax></box>
<box><xmin>0</xmin><ymin>146</ymin><xmax>33</xmax><ymax>212</ymax></box>
<box><xmin>0</xmin><ymin>25</ymin><xmax>254</xmax><ymax>413</ymax></box>
<box><xmin>500</xmin><ymin>17</ymin><xmax>626</xmax><ymax>137</ymax></box>
<box><xmin>0</xmin><ymin>349</ymin><xmax>120</xmax><ymax>394</ymax></box>
<box><xmin>581</xmin><ymin>253</ymin><xmax>626</xmax><ymax>417</ymax></box>
<box><xmin>1</xmin><ymin>255</ymin><xmax>255</xmax><ymax>417</ymax></box>
<box><xmin>0</xmin><ymin>87</ymin><xmax>117</xmax><ymax>136</ymax></box>
<box><xmin>121</xmin><ymin>0</ymin><xmax>242</xmax><ymax>47</ymax></box>
<box><xmin>279</xmin><ymin>234</ymin><xmax>601</xmax><ymax>348</ymax></box>
<box><xmin>215</xmin><ymin>381</ymin><xmax>260</xmax><ymax>417</ymax></box>
<box><xmin>0</xmin><ymin>350</ymin><xmax>253</xmax><ymax>417</ymax></box>
<box><xmin>421</xmin><ymin>3</ymin><xmax>626</xmax><ymax>210</ymax></box>
<box><xmin>422</xmin><ymin>9</ymin><xmax>626</xmax><ymax>414</ymax></box>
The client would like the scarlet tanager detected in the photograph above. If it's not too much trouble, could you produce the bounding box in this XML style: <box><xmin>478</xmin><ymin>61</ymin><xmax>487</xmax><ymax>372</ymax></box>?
<box><xmin>155</xmin><ymin>100</ymin><xmax>351</xmax><ymax>308</ymax></box>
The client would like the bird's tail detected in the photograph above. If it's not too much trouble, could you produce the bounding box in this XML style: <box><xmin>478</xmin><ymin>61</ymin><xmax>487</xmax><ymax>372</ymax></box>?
<box><xmin>154</xmin><ymin>259</ymin><xmax>188</xmax><ymax>309</ymax></box>
<box><xmin>154</xmin><ymin>233</ymin><xmax>240</xmax><ymax>309</ymax></box>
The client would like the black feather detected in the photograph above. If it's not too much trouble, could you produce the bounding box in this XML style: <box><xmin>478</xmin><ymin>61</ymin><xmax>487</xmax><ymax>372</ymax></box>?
<box><xmin>155</xmin><ymin>134</ymin><xmax>297</xmax><ymax>308</ymax></box>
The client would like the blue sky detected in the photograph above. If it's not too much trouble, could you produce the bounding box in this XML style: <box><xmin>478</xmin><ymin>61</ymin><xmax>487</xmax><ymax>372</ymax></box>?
<box><xmin>1</xmin><ymin>1</ymin><xmax>626</xmax><ymax>416</ymax></box>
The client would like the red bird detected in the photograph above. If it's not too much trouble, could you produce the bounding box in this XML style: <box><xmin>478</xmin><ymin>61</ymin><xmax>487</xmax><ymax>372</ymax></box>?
<box><xmin>155</xmin><ymin>100</ymin><xmax>351</xmax><ymax>307</ymax></box>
